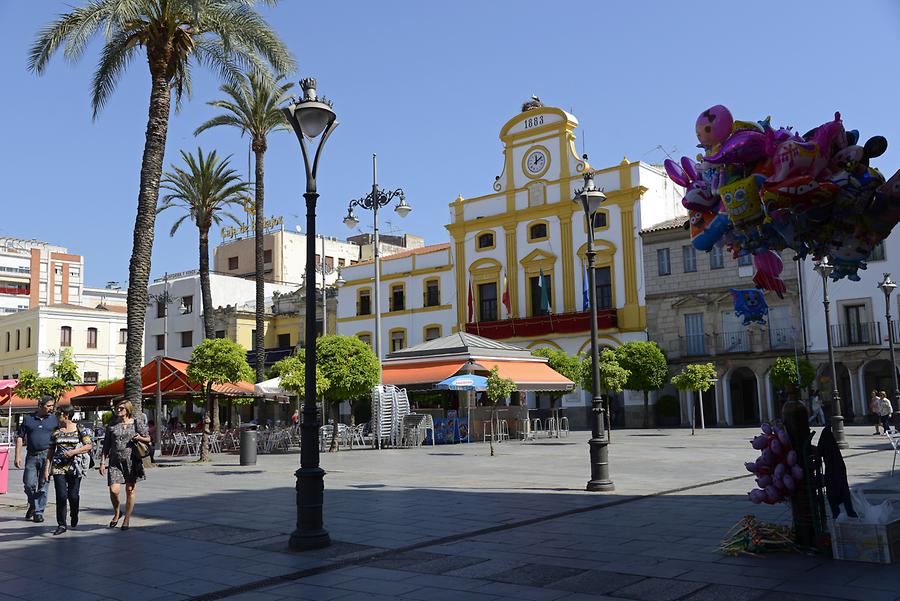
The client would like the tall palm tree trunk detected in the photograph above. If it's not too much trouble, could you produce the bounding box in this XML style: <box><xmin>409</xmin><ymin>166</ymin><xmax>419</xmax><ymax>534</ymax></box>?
<box><xmin>254</xmin><ymin>146</ymin><xmax>266</xmax><ymax>385</ymax></box>
<box><xmin>198</xmin><ymin>228</ymin><xmax>219</xmax><ymax>433</ymax></box>
<box><xmin>125</xmin><ymin>73</ymin><xmax>171</xmax><ymax>416</ymax></box>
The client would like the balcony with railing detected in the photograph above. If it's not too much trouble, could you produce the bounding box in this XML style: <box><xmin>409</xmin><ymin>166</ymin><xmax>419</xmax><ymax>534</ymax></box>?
<box><xmin>666</xmin><ymin>325</ymin><xmax>803</xmax><ymax>359</ymax></box>
<box><xmin>465</xmin><ymin>308</ymin><xmax>617</xmax><ymax>340</ymax></box>
<box><xmin>0</xmin><ymin>266</ymin><xmax>30</xmax><ymax>275</ymax></box>
<box><xmin>830</xmin><ymin>321</ymin><xmax>882</xmax><ymax>348</ymax></box>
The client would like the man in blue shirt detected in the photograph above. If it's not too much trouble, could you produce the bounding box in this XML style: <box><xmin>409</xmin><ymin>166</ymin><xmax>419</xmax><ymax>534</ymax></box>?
<box><xmin>15</xmin><ymin>396</ymin><xmax>59</xmax><ymax>522</ymax></box>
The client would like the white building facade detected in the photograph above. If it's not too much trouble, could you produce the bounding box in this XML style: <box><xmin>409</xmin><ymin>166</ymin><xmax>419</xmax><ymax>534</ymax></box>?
<box><xmin>0</xmin><ymin>237</ymin><xmax>85</xmax><ymax>314</ymax></box>
<box><xmin>800</xmin><ymin>233</ymin><xmax>900</xmax><ymax>421</ymax></box>
<box><xmin>143</xmin><ymin>271</ymin><xmax>295</xmax><ymax>363</ymax></box>
<box><xmin>336</xmin><ymin>244</ymin><xmax>455</xmax><ymax>354</ymax></box>
<box><xmin>0</xmin><ymin>304</ymin><xmax>127</xmax><ymax>383</ymax></box>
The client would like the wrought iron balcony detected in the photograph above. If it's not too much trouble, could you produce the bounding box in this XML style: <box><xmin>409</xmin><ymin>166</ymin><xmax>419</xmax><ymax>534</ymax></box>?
<box><xmin>465</xmin><ymin>308</ymin><xmax>617</xmax><ymax>340</ymax></box>
<box><xmin>717</xmin><ymin>331</ymin><xmax>750</xmax><ymax>354</ymax></box>
<box><xmin>830</xmin><ymin>322</ymin><xmax>882</xmax><ymax>347</ymax></box>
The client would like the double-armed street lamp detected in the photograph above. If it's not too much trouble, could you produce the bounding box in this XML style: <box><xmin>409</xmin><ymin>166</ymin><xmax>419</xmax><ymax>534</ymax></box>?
<box><xmin>573</xmin><ymin>170</ymin><xmax>614</xmax><ymax>492</ymax></box>
<box><xmin>814</xmin><ymin>258</ymin><xmax>848</xmax><ymax>449</ymax></box>
<box><xmin>343</xmin><ymin>154</ymin><xmax>411</xmax><ymax>375</ymax></box>
<box><xmin>877</xmin><ymin>273</ymin><xmax>900</xmax><ymax>425</ymax></box>
<box><xmin>282</xmin><ymin>77</ymin><xmax>338</xmax><ymax>551</ymax></box>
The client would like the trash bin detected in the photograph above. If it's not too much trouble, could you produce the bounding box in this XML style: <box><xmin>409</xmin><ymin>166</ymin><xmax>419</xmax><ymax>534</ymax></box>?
<box><xmin>0</xmin><ymin>447</ymin><xmax>9</xmax><ymax>494</ymax></box>
<box><xmin>239</xmin><ymin>428</ymin><xmax>257</xmax><ymax>466</ymax></box>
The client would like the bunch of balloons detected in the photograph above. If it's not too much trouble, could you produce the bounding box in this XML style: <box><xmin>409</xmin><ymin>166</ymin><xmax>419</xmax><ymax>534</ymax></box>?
<box><xmin>667</xmin><ymin>105</ymin><xmax>900</xmax><ymax>290</ymax></box>
<box><xmin>745</xmin><ymin>423</ymin><xmax>804</xmax><ymax>505</ymax></box>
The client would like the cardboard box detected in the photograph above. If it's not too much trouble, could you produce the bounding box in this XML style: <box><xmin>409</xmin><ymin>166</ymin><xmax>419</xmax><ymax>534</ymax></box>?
<box><xmin>830</xmin><ymin>517</ymin><xmax>900</xmax><ymax>563</ymax></box>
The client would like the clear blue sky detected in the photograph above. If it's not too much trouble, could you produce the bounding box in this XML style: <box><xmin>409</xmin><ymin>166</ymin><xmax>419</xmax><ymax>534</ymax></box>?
<box><xmin>1</xmin><ymin>1</ymin><xmax>899</xmax><ymax>287</ymax></box>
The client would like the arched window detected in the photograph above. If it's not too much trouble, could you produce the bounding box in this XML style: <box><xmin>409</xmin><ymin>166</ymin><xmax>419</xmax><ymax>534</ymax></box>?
<box><xmin>528</xmin><ymin>221</ymin><xmax>549</xmax><ymax>242</ymax></box>
<box><xmin>476</xmin><ymin>232</ymin><xmax>495</xmax><ymax>250</ymax></box>
<box><xmin>60</xmin><ymin>326</ymin><xmax>72</xmax><ymax>347</ymax></box>
<box><xmin>87</xmin><ymin>327</ymin><xmax>98</xmax><ymax>349</ymax></box>
<box><xmin>390</xmin><ymin>283</ymin><xmax>406</xmax><ymax>312</ymax></box>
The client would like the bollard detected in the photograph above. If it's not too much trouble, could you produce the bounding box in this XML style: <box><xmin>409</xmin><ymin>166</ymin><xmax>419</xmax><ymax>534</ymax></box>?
<box><xmin>782</xmin><ymin>396</ymin><xmax>814</xmax><ymax>548</ymax></box>
<box><xmin>240</xmin><ymin>428</ymin><xmax>257</xmax><ymax>466</ymax></box>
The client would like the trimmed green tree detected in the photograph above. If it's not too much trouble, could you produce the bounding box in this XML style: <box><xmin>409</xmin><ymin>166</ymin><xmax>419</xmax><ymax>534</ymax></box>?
<box><xmin>14</xmin><ymin>348</ymin><xmax>81</xmax><ymax>402</ymax></box>
<box><xmin>532</xmin><ymin>347</ymin><xmax>582</xmax><ymax>407</ymax></box>
<box><xmin>770</xmin><ymin>356</ymin><xmax>815</xmax><ymax>394</ymax></box>
<box><xmin>581</xmin><ymin>349</ymin><xmax>630</xmax><ymax>438</ymax></box>
<box><xmin>615</xmin><ymin>341</ymin><xmax>668</xmax><ymax>428</ymax></box>
<box><xmin>671</xmin><ymin>362</ymin><xmax>717</xmax><ymax>433</ymax></box>
<box><xmin>486</xmin><ymin>366</ymin><xmax>516</xmax><ymax>457</ymax></box>
<box><xmin>315</xmin><ymin>335</ymin><xmax>380</xmax><ymax>452</ymax></box>
<box><xmin>30</xmin><ymin>1</ymin><xmax>295</xmax><ymax>415</ymax></box>
<box><xmin>187</xmin><ymin>338</ymin><xmax>254</xmax><ymax>461</ymax></box>
<box><xmin>273</xmin><ymin>351</ymin><xmax>329</xmax><ymax>418</ymax></box>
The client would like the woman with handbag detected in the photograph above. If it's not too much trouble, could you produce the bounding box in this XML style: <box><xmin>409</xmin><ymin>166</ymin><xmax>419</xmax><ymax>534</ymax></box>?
<box><xmin>99</xmin><ymin>400</ymin><xmax>150</xmax><ymax>531</ymax></box>
<box><xmin>42</xmin><ymin>407</ymin><xmax>92</xmax><ymax>535</ymax></box>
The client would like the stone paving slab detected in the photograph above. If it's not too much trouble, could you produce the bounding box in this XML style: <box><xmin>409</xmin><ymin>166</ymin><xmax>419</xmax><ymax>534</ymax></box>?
<box><xmin>1</xmin><ymin>426</ymin><xmax>899</xmax><ymax>601</ymax></box>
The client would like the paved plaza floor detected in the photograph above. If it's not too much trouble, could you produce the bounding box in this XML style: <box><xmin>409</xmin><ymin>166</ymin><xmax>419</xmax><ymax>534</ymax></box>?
<box><xmin>1</xmin><ymin>425</ymin><xmax>899</xmax><ymax>601</ymax></box>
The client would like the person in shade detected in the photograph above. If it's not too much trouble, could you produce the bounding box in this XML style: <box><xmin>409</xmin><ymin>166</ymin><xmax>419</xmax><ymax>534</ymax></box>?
<box><xmin>99</xmin><ymin>400</ymin><xmax>150</xmax><ymax>531</ymax></box>
<box><xmin>42</xmin><ymin>407</ymin><xmax>92</xmax><ymax>535</ymax></box>
<box><xmin>14</xmin><ymin>397</ymin><xmax>59</xmax><ymax>523</ymax></box>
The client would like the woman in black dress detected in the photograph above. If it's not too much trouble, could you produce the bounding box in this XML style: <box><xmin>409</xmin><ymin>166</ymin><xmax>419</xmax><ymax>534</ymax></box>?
<box><xmin>99</xmin><ymin>400</ymin><xmax>150</xmax><ymax>530</ymax></box>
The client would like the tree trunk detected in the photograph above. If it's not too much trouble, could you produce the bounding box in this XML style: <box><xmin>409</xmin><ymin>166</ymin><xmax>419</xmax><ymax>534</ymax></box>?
<box><xmin>490</xmin><ymin>403</ymin><xmax>496</xmax><ymax>457</ymax></box>
<box><xmin>199</xmin><ymin>228</ymin><xmax>219</xmax><ymax>432</ymax></box>
<box><xmin>124</xmin><ymin>71</ymin><xmax>172</xmax><ymax>415</ymax></box>
<box><xmin>329</xmin><ymin>400</ymin><xmax>339</xmax><ymax>452</ymax></box>
<box><xmin>643</xmin><ymin>390</ymin><xmax>649</xmax><ymax>428</ymax></box>
<box><xmin>200</xmin><ymin>383</ymin><xmax>211</xmax><ymax>462</ymax></box>
<box><xmin>254</xmin><ymin>146</ymin><xmax>267</xmax><ymax>385</ymax></box>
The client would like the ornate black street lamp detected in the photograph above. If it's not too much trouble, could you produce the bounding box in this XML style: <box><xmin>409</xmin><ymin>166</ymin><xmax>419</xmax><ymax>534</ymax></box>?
<box><xmin>814</xmin><ymin>258</ymin><xmax>848</xmax><ymax>449</ymax></box>
<box><xmin>573</xmin><ymin>171</ymin><xmax>614</xmax><ymax>491</ymax></box>
<box><xmin>877</xmin><ymin>273</ymin><xmax>900</xmax><ymax>424</ymax></box>
<box><xmin>282</xmin><ymin>77</ymin><xmax>338</xmax><ymax>550</ymax></box>
<box><xmin>343</xmin><ymin>154</ymin><xmax>411</xmax><ymax>375</ymax></box>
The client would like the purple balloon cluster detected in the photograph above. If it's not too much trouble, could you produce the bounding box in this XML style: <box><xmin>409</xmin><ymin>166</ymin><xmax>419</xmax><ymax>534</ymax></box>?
<box><xmin>668</xmin><ymin>105</ymin><xmax>900</xmax><ymax>284</ymax></box>
<box><xmin>744</xmin><ymin>423</ymin><xmax>804</xmax><ymax>505</ymax></box>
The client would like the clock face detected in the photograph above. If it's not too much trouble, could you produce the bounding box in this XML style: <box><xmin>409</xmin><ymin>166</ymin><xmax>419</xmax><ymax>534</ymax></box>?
<box><xmin>526</xmin><ymin>150</ymin><xmax>547</xmax><ymax>174</ymax></box>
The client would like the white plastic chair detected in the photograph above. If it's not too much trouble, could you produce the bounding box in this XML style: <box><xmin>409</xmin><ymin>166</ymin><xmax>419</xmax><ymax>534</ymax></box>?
<box><xmin>887</xmin><ymin>430</ymin><xmax>900</xmax><ymax>476</ymax></box>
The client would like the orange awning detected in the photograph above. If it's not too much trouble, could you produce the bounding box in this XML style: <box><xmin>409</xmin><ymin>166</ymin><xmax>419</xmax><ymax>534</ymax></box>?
<box><xmin>72</xmin><ymin>357</ymin><xmax>256</xmax><ymax>407</ymax></box>
<box><xmin>381</xmin><ymin>361</ymin><xmax>467</xmax><ymax>386</ymax></box>
<box><xmin>477</xmin><ymin>360</ymin><xmax>574</xmax><ymax>392</ymax></box>
<box><xmin>0</xmin><ymin>384</ymin><xmax>97</xmax><ymax>412</ymax></box>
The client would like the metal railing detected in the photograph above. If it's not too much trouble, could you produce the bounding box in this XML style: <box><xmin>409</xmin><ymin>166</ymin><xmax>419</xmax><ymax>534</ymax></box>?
<box><xmin>830</xmin><ymin>321</ymin><xmax>881</xmax><ymax>347</ymax></box>
<box><xmin>768</xmin><ymin>328</ymin><xmax>795</xmax><ymax>351</ymax></box>
<box><xmin>0</xmin><ymin>266</ymin><xmax>30</xmax><ymax>275</ymax></box>
<box><xmin>718</xmin><ymin>331</ymin><xmax>750</xmax><ymax>354</ymax></box>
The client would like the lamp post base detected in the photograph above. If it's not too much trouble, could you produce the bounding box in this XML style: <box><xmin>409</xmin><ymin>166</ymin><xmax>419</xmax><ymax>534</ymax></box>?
<box><xmin>289</xmin><ymin>467</ymin><xmax>331</xmax><ymax>551</ymax></box>
<box><xmin>831</xmin><ymin>414</ymin><xmax>849</xmax><ymax>450</ymax></box>
<box><xmin>586</xmin><ymin>434</ymin><xmax>615</xmax><ymax>492</ymax></box>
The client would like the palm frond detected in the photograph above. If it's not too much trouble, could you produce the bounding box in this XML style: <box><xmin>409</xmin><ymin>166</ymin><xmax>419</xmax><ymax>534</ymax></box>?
<box><xmin>28</xmin><ymin>0</ymin><xmax>112</xmax><ymax>73</ymax></box>
<box><xmin>168</xmin><ymin>213</ymin><xmax>192</xmax><ymax>237</ymax></box>
<box><xmin>90</xmin><ymin>29</ymin><xmax>141</xmax><ymax>119</ymax></box>
<box><xmin>194</xmin><ymin>114</ymin><xmax>246</xmax><ymax>137</ymax></box>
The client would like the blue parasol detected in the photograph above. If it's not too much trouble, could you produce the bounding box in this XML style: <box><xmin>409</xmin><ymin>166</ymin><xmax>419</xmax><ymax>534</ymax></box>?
<box><xmin>436</xmin><ymin>374</ymin><xmax>487</xmax><ymax>391</ymax></box>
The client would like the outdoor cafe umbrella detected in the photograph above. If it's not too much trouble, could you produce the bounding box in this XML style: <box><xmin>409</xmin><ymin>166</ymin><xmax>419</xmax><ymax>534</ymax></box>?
<box><xmin>436</xmin><ymin>375</ymin><xmax>487</xmax><ymax>443</ymax></box>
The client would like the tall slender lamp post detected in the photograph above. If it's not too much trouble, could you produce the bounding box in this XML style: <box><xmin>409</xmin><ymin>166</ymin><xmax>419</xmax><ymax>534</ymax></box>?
<box><xmin>573</xmin><ymin>171</ymin><xmax>614</xmax><ymax>492</ymax></box>
<box><xmin>814</xmin><ymin>258</ymin><xmax>848</xmax><ymax>449</ymax></box>
<box><xmin>282</xmin><ymin>77</ymin><xmax>338</xmax><ymax>551</ymax></box>
<box><xmin>877</xmin><ymin>273</ymin><xmax>900</xmax><ymax>424</ymax></box>
<box><xmin>313</xmin><ymin>235</ymin><xmax>343</xmax><ymax>335</ymax></box>
<box><xmin>343</xmin><ymin>154</ymin><xmax>411</xmax><ymax>379</ymax></box>
<box><xmin>147</xmin><ymin>272</ymin><xmax>178</xmax><ymax>457</ymax></box>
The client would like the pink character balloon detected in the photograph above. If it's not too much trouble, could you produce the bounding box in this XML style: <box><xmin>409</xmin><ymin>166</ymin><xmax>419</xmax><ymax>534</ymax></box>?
<box><xmin>696</xmin><ymin>105</ymin><xmax>734</xmax><ymax>150</ymax></box>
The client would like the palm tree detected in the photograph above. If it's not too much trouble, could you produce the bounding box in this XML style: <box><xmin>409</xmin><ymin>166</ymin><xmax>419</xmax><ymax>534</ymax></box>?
<box><xmin>159</xmin><ymin>147</ymin><xmax>247</xmax><ymax>436</ymax></box>
<box><xmin>160</xmin><ymin>147</ymin><xmax>247</xmax><ymax>337</ymax></box>
<box><xmin>29</xmin><ymin>1</ymin><xmax>295</xmax><ymax>414</ymax></box>
<box><xmin>195</xmin><ymin>73</ymin><xmax>293</xmax><ymax>385</ymax></box>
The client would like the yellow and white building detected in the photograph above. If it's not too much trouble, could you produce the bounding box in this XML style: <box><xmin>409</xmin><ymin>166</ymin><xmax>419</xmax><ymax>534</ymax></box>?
<box><xmin>446</xmin><ymin>104</ymin><xmax>683</xmax><ymax>358</ymax></box>
<box><xmin>337</xmin><ymin>102</ymin><xmax>684</xmax><ymax>420</ymax></box>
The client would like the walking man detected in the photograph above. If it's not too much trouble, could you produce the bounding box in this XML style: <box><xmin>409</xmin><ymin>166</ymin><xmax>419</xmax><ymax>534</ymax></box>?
<box><xmin>14</xmin><ymin>396</ymin><xmax>59</xmax><ymax>522</ymax></box>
